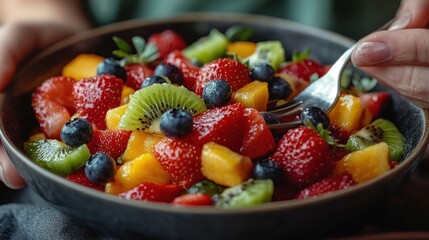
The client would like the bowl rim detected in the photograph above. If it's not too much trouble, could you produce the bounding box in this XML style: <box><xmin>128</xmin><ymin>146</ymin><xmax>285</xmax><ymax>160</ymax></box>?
<box><xmin>1</xmin><ymin>12</ymin><xmax>429</xmax><ymax>215</ymax></box>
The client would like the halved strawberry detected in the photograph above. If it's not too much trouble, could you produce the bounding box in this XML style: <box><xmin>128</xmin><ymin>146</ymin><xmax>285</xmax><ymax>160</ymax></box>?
<box><xmin>32</xmin><ymin>93</ymin><xmax>71</xmax><ymax>140</ymax></box>
<box><xmin>359</xmin><ymin>92</ymin><xmax>390</xmax><ymax>119</ymax></box>
<box><xmin>125</xmin><ymin>63</ymin><xmax>154</xmax><ymax>90</ymax></box>
<box><xmin>154</xmin><ymin>138</ymin><xmax>204</xmax><ymax>189</ymax></box>
<box><xmin>172</xmin><ymin>193</ymin><xmax>213</xmax><ymax>206</ymax></box>
<box><xmin>195</xmin><ymin>58</ymin><xmax>251</xmax><ymax>96</ymax></box>
<box><xmin>295</xmin><ymin>173</ymin><xmax>355</xmax><ymax>199</ymax></box>
<box><xmin>187</xmin><ymin>102</ymin><xmax>246</xmax><ymax>152</ymax></box>
<box><xmin>73</xmin><ymin>74</ymin><xmax>123</xmax><ymax>129</ymax></box>
<box><xmin>35</xmin><ymin>76</ymin><xmax>76</xmax><ymax>112</ymax></box>
<box><xmin>32</xmin><ymin>76</ymin><xmax>77</xmax><ymax>139</ymax></box>
<box><xmin>240</xmin><ymin>108</ymin><xmax>276</xmax><ymax>159</ymax></box>
<box><xmin>66</xmin><ymin>168</ymin><xmax>105</xmax><ymax>191</ymax></box>
<box><xmin>271</xmin><ymin>126</ymin><xmax>334</xmax><ymax>187</ymax></box>
<box><xmin>148</xmin><ymin>30</ymin><xmax>187</xmax><ymax>61</ymax></box>
<box><xmin>119</xmin><ymin>182</ymin><xmax>183</xmax><ymax>202</ymax></box>
<box><xmin>87</xmin><ymin>129</ymin><xmax>132</xmax><ymax>159</ymax></box>
<box><xmin>165</xmin><ymin>50</ymin><xmax>200</xmax><ymax>91</ymax></box>
<box><xmin>278</xmin><ymin>59</ymin><xmax>325</xmax><ymax>82</ymax></box>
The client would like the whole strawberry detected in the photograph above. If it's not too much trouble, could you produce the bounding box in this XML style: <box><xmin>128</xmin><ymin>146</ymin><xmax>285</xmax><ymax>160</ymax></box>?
<box><xmin>73</xmin><ymin>74</ymin><xmax>123</xmax><ymax>129</ymax></box>
<box><xmin>165</xmin><ymin>50</ymin><xmax>200</xmax><ymax>91</ymax></box>
<box><xmin>278</xmin><ymin>59</ymin><xmax>325</xmax><ymax>82</ymax></box>
<box><xmin>271</xmin><ymin>126</ymin><xmax>334</xmax><ymax>187</ymax></box>
<box><xmin>154</xmin><ymin>138</ymin><xmax>204</xmax><ymax>189</ymax></box>
<box><xmin>148</xmin><ymin>30</ymin><xmax>187</xmax><ymax>61</ymax></box>
<box><xmin>195</xmin><ymin>58</ymin><xmax>251</xmax><ymax>96</ymax></box>
<box><xmin>296</xmin><ymin>173</ymin><xmax>355</xmax><ymax>199</ymax></box>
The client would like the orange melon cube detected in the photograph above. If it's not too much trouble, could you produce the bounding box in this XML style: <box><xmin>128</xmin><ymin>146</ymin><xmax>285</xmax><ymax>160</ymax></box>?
<box><xmin>329</xmin><ymin>94</ymin><xmax>371</xmax><ymax>133</ymax></box>
<box><xmin>334</xmin><ymin>142</ymin><xmax>390</xmax><ymax>183</ymax></box>
<box><xmin>122</xmin><ymin>131</ymin><xmax>164</xmax><ymax>162</ymax></box>
<box><xmin>227</xmin><ymin>41</ymin><xmax>257</xmax><ymax>58</ymax></box>
<box><xmin>232</xmin><ymin>81</ymin><xmax>269</xmax><ymax>111</ymax></box>
<box><xmin>105</xmin><ymin>104</ymin><xmax>128</xmax><ymax>130</ymax></box>
<box><xmin>114</xmin><ymin>153</ymin><xmax>171</xmax><ymax>191</ymax></box>
<box><xmin>62</xmin><ymin>54</ymin><xmax>104</xmax><ymax>80</ymax></box>
<box><xmin>201</xmin><ymin>142</ymin><xmax>253</xmax><ymax>187</ymax></box>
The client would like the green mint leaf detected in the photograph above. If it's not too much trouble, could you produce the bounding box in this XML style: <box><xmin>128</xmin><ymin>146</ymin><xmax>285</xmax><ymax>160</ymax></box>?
<box><xmin>292</xmin><ymin>48</ymin><xmax>311</xmax><ymax>62</ymax></box>
<box><xmin>113</xmin><ymin>36</ymin><xmax>132</xmax><ymax>54</ymax></box>
<box><xmin>132</xmin><ymin>36</ymin><xmax>146</xmax><ymax>55</ymax></box>
<box><xmin>225</xmin><ymin>25</ymin><xmax>254</xmax><ymax>42</ymax></box>
<box><xmin>112</xmin><ymin>50</ymin><xmax>128</xmax><ymax>58</ymax></box>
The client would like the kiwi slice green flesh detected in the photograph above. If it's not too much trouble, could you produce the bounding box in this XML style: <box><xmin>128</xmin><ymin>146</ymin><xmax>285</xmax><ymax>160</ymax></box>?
<box><xmin>119</xmin><ymin>83</ymin><xmax>206</xmax><ymax>132</ymax></box>
<box><xmin>24</xmin><ymin>139</ymin><xmax>90</xmax><ymax>176</ymax></box>
<box><xmin>244</xmin><ymin>41</ymin><xmax>285</xmax><ymax>71</ymax></box>
<box><xmin>345</xmin><ymin>119</ymin><xmax>405</xmax><ymax>161</ymax></box>
<box><xmin>215</xmin><ymin>179</ymin><xmax>274</xmax><ymax>208</ymax></box>
<box><xmin>183</xmin><ymin>29</ymin><xmax>229</xmax><ymax>64</ymax></box>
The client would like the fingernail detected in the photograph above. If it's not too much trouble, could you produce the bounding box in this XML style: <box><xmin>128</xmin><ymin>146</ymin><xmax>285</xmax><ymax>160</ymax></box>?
<box><xmin>389</xmin><ymin>12</ymin><xmax>411</xmax><ymax>30</ymax></box>
<box><xmin>353</xmin><ymin>42</ymin><xmax>392</xmax><ymax>66</ymax></box>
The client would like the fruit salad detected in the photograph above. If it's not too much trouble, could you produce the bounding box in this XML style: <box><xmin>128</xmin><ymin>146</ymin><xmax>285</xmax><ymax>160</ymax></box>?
<box><xmin>24</xmin><ymin>26</ymin><xmax>405</xmax><ymax>207</ymax></box>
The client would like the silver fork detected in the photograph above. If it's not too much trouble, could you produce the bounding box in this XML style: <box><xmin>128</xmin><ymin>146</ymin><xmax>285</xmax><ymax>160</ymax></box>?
<box><xmin>268</xmin><ymin>19</ymin><xmax>394</xmax><ymax>130</ymax></box>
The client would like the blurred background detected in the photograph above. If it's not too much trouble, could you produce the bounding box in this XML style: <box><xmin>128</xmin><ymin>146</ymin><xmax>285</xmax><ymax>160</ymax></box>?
<box><xmin>87</xmin><ymin>0</ymin><xmax>402</xmax><ymax>40</ymax></box>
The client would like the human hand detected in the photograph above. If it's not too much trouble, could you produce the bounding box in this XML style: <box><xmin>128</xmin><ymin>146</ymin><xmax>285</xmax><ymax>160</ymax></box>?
<box><xmin>0</xmin><ymin>1</ymin><xmax>90</xmax><ymax>189</ymax></box>
<box><xmin>351</xmin><ymin>0</ymin><xmax>429</xmax><ymax>109</ymax></box>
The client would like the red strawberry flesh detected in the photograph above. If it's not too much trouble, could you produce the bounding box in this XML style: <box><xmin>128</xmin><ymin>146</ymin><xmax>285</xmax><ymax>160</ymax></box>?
<box><xmin>296</xmin><ymin>173</ymin><xmax>355</xmax><ymax>199</ymax></box>
<box><xmin>119</xmin><ymin>182</ymin><xmax>183</xmax><ymax>203</ymax></box>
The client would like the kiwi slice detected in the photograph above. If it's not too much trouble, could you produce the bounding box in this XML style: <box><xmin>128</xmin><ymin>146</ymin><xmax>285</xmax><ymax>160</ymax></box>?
<box><xmin>345</xmin><ymin>119</ymin><xmax>405</xmax><ymax>161</ymax></box>
<box><xmin>215</xmin><ymin>179</ymin><xmax>274</xmax><ymax>208</ymax></box>
<box><xmin>186</xmin><ymin>180</ymin><xmax>224</xmax><ymax>196</ymax></box>
<box><xmin>24</xmin><ymin>139</ymin><xmax>90</xmax><ymax>176</ymax></box>
<box><xmin>119</xmin><ymin>83</ymin><xmax>206</xmax><ymax>132</ymax></box>
<box><xmin>244</xmin><ymin>41</ymin><xmax>285</xmax><ymax>71</ymax></box>
<box><xmin>183</xmin><ymin>29</ymin><xmax>229</xmax><ymax>64</ymax></box>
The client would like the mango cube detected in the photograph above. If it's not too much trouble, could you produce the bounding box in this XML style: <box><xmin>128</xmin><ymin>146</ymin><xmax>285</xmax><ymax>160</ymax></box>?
<box><xmin>62</xmin><ymin>54</ymin><xmax>104</xmax><ymax>80</ymax></box>
<box><xmin>329</xmin><ymin>94</ymin><xmax>371</xmax><ymax>133</ymax></box>
<box><xmin>201</xmin><ymin>142</ymin><xmax>253</xmax><ymax>187</ymax></box>
<box><xmin>227</xmin><ymin>41</ymin><xmax>257</xmax><ymax>58</ymax></box>
<box><xmin>105</xmin><ymin>104</ymin><xmax>128</xmax><ymax>130</ymax></box>
<box><xmin>334</xmin><ymin>142</ymin><xmax>390</xmax><ymax>183</ymax></box>
<box><xmin>121</xmin><ymin>86</ymin><xmax>135</xmax><ymax>105</ymax></box>
<box><xmin>232</xmin><ymin>81</ymin><xmax>269</xmax><ymax>111</ymax></box>
<box><xmin>114</xmin><ymin>153</ymin><xmax>171</xmax><ymax>191</ymax></box>
<box><xmin>122</xmin><ymin>131</ymin><xmax>164</xmax><ymax>162</ymax></box>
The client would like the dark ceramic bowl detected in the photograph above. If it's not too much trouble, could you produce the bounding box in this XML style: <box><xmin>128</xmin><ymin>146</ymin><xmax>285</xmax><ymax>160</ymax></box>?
<box><xmin>1</xmin><ymin>13</ymin><xmax>429</xmax><ymax>240</ymax></box>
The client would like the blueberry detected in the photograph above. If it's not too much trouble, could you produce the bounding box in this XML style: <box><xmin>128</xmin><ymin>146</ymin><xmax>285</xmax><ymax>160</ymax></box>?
<box><xmin>159</xmin><ymin>109</ymin><xmax>193</xmax><ymax>138</ymax></box>
<box><xmin>85</xmin><ymin>153</ymin><xmax>116</xmax><ymax>185</ymax></box>
<box><xmin>251</xmin><ymin>64</ymin><xmax>275</xmax><ymax>82</ymax></box>
<box><xmin>154</xmin><ymin>64</ymin><xmax>183</xmax><ymax>85</ymax></box>
<box><xmin>140</xmin><ymin>75</ymin><xmax>168</xmax><ymax>88</ymax></box>
<box><xmin>260</xmin><ymin>112</ymin><xmax>280</xmax><ymax>125</ymax></box>
<box><xmin>60</xmin><ymin>118</ymin><xmax>93</xmax><ymax>147</ymax></box>
<box><xmin>96</xmin><ymin>58</ymin><xmax>127</xmax><ymax>82</ymax></box>
<box><xmin>268</xmin><ymin>77</ymin><xmax>292</xmax><ymax>100</ymax></box>
<box><xmin>301</xmin><ymin>106</ymin><xmax>330</xmax><ymax>129</ymax></box>
<box><xmin>202</xmin><ymin>79</ymin><xmax>232</xmax><ymax>108</ymax></box>
<box><xmin>251</xmin><ymin>158</ymin><xmax>284</xmax><ymax>185</ymax></box>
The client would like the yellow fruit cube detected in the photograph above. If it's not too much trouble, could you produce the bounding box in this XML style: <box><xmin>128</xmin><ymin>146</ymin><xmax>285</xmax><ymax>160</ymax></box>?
<box><xmin>334</xmin><ymin>142</ymin><xmax>390</xmax><ymax>183</ymax></box>
<box><xmin>227</xmin><ymin>41</ymin><xmax>257</xmax><ymax>58</ymax></box>
<box><xmin>122</xmin><ymin>131</ymin><xmax>164</xmax><ymax>162</ymax></box>
<box><xmin>105</xmin><ymin>181</ymin><xmax>126</xmax><ymax>195</ymax></box>
<box><xmin>232</xmin><ymin>81</ymin><xmax>269</xmax><ymax>111</ymax></box>
<box><xmin>106</xmin><ymin>104</ymin><xmax>128</xmax><ymax>130</ymax></box>
<box><xmin>115</xmin><ymin>153</ymin><xmax>171</xmax><ymax>191</ymax></box>
<box><xmin>28</xmin><ymin>133</ymin><xmax>45</xmax><ymax>141</ymax></box>
<box><xmin>329</xmin><ymin>94</ymin><xmax>368</xmax><ymax>133</ymax></box>
<box><xmin>201</xmin><ymin>142</ymin><xmax>253</xmax><ymax>187</ymax></box>
<box><xmin>62</xmin><ymin>54</ymin><xmax>104</xmax><ymax>80</ymax></box>
<box><xmin>121</xmin><ymin>86</ymin><xmax>135</xmax><ymax>105</ymax></box>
